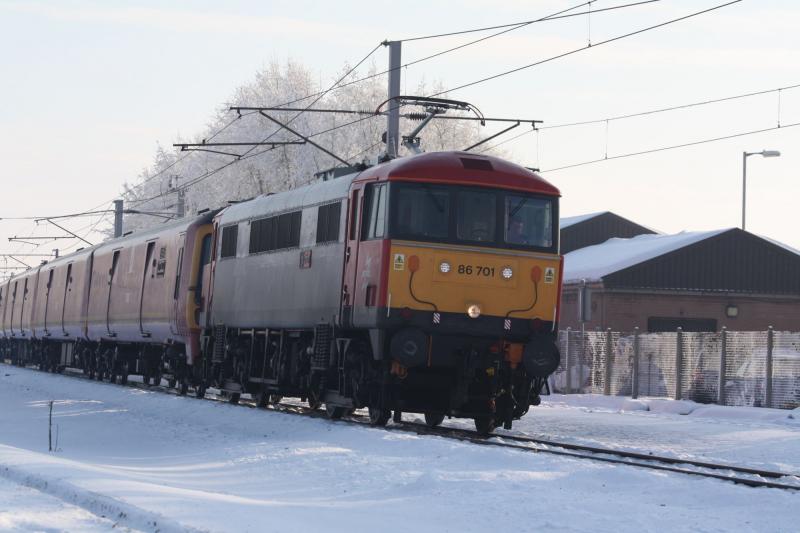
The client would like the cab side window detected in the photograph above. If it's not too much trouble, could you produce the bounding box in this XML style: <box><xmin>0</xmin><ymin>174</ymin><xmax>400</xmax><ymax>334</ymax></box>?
<box><xmin>361</xmin><ymin>183</ymin><xmax>387</xmax><ymax>240</ymax></box>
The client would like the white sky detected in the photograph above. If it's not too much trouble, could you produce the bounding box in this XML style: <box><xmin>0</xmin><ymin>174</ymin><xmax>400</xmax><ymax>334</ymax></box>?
<box><xmin>1</xmin><ymin>0</ymin><xmax>798</xmax><ymax>275</ymax></box>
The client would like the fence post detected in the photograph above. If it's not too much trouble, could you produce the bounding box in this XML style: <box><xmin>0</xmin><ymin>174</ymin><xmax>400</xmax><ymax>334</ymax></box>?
<box><xmin>632</xmin><ymin>327</ymin><xmax>640</xmax><ymax>399</ymax></box>
<box><xmin>766</xmin><ymin>326</ymin><xmax>774</xmax><ymax>408</ymax></box>
<box><xmin>565</xmin><ymin>327</ymin><xmax>572</xmax><ymax>394</ymax></box>
<box><xmin>718</xmin><ymin>327</ymin><xmax>727</xmax><ymax>405</ymax></box>
<box><xmin>675</xmin><ymin>327</ymin><xmax>683</xmax><ymax>400</ymax></box>
<box><xmin>603</xmin><ymin>328</ymin><xmax>613</xmax><ymax>396</ymax></box>
<box><xmin>579</xmin><ymin>323</ymin><xmax>586</xmax><ymax>393</ymax></box>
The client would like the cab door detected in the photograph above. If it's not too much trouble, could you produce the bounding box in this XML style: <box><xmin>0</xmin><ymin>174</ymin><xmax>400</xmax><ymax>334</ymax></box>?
<box><xmin>341</xmin><ymin>185</ymin><xmax>364</xmax><ymax>327</ymax></box>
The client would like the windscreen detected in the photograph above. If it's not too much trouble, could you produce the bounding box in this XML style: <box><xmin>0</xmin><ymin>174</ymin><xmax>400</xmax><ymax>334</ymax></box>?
<box><xmin>389</xmin><ymin>182</ymin><xmax>556</xmax><ymax>251</ymax></box>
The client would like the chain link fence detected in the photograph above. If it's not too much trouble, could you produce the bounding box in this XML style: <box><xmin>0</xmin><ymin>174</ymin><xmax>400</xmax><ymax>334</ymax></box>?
<box><xmin>554</xmin><ymin>327</ymin><xmax>800</xmax><ymax>410</ymax></box>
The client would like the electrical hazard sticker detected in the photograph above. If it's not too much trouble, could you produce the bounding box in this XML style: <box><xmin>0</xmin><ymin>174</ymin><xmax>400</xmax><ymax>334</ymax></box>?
<box><xmin>544</xmin><ymin>267</ymin><xmax>555</xmax><ymax>284</ymax></box>
<box><xmin>393</xmin><ymin>253</ymin><xmax>406</xmax><ymax>271</ymax></box>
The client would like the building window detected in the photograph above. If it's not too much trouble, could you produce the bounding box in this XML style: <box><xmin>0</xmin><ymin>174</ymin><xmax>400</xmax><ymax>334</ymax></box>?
<box><xmin>316</xmin><ymin>202</ymin><xmax>341</xmax><ymax>243</ymax></box>
<box><xmin>647</xmin><ymin>317</ymin><xmax>717</xmax><ymax>333</ymax></box>
<box><xmin>220</xmin><ymin>225</ymin><xmax>238</xmax><ymax>258</ymax></box>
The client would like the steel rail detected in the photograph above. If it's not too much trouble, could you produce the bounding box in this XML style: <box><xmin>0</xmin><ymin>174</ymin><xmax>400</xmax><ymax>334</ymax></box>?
<box><xmin>24</xmin><ymin>364</ymin><xmax>800</xmax><ymax>491</ymax></box>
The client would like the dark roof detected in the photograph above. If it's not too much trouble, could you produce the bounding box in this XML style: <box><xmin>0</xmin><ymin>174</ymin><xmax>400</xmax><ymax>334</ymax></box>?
<box><xmin>560</xmin><ymin>211</ymin><xmax>657</xmax><ymax>254</ymax></box>
<box><xmin>564</xmin><ymin>228</ymin><xmax>800</xmax><ymax>295</ymax></box>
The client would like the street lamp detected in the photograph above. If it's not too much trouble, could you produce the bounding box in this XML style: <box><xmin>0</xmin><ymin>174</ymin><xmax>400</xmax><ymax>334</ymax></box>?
<box><xmin>742</xmin><ymin>149</ymin><xmax>780</xmax><ymax>231</ymax></box>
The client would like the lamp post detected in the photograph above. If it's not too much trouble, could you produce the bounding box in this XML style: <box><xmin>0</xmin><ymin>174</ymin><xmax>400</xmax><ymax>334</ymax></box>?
<box><xmin>742</xmin><ymin>150</ymin><xmax>780</xmax><ymax>231</ymax></box>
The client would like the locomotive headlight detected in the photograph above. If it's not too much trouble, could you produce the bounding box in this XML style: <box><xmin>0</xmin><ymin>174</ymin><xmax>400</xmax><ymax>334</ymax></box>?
<box><xmin>501</xmin><ymin>266</ymin><xmax>513</xmax><ymax>279</ymax></box>
<box><xmin>439</xmin><ymin>261</ymin><xmax>451</xmax><ymax>274</ymax></box>
<box><xmin>467</xmin><ymin>304</ymin><xmax>482</xmax><ymax>319</ymax></box>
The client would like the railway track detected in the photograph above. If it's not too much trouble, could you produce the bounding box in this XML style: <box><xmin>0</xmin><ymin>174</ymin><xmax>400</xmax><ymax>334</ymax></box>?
<box><xmin>25</xmin><ymin>364</ymin><xmax>800</xmax><ymax>491</ymax></box>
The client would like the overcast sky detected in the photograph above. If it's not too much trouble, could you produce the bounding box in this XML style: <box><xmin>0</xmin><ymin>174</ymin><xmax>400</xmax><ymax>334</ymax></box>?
<box><xmin>1</xmin><ymin>0</ymin><xmax>798</xmax><ymax>275</ymax></box>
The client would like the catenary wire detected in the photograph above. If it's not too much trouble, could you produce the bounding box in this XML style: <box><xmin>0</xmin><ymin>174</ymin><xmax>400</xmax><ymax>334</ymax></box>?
<box><xmin>540</xmin><ymin>121</ymin><xmax>800</xmax><ymax>173</ymax></box>
<box><xmin>478</xmin><ymin>82</ymin><xmax>800</xmax><ymax>153</ymax></box>
<box><xmin>430</xmin><ymin>1</ymin><xmax>742</xmax><ymax>97</ymax></box>
<box><xmin>258</xmin><ymin>0</ymin><xmax>659</xmax><ymax>112</ymax></box>
<box><xmin>100</xmin><ymin>0</ymin><xmax>661</xmax><ymax>211</ymax></box>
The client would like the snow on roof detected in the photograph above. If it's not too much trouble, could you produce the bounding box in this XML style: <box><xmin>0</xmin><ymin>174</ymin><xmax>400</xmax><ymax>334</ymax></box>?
<box><xmin>563</xmin><ymin>229</ymin><xmax>732</xmax><ymax>283</ymax></box>
<box><xmin>758</xmin><ymin>234</ymin><xmax>800</xmax><ymax>257</ymax></box>
<box><xmin>559</xmin><ymin>211</ymin><xmax>607</xmax><ymax>229</ymax></box>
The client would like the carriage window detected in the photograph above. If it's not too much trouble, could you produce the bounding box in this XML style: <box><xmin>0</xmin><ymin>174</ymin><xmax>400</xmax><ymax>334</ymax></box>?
<box><xmin>220</xmin><ymin>225</ymin><xmax>238</xmax><ymax>258</ymax></box>
<box><xmin>316</xmin><ymin>202</ymin><xmax>341</xmax><ymax>243</ymax></box>
<box><xmin>362</xmin><ymin>183</ymin><xmax>388</xmax><ymax>240</ymax></box>
<box><xmin>156</xmin><ymin>246</ymin><xmax>167</xmax><ymax>277</ymax></box>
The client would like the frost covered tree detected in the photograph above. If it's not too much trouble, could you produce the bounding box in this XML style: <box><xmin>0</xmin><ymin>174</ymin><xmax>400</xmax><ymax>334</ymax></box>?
<box><xmin>119</xmin><ymin>60</ymin><xmax>498</xmax><ymax>234</ymax></box>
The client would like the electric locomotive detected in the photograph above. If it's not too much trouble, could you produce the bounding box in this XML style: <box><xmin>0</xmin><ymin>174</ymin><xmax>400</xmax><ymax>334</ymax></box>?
<box><xmin>202</xmin><ymin>150</ymin><xmax>562</xmax><ymax>433</ymax></box>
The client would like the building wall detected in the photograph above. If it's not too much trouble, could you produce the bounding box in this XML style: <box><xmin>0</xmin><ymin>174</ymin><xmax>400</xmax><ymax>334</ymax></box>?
<box><xmin>560</xmin><ymin>285</ymin><xmax>800</xmax><ymax>331</ymax></box>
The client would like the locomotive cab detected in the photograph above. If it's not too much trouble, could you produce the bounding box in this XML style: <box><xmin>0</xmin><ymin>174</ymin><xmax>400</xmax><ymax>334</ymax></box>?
<box><xmin>341</xmin><ymin>152</ymin><xmax>562</xmax><ymax>432</ymax></box>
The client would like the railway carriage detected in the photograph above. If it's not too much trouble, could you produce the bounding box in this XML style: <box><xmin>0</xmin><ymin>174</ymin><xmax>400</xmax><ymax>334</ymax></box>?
<box><xmin>1</xmin><ymin>150</ymin><xmax>562</xmax><ymax>433</ymax></box>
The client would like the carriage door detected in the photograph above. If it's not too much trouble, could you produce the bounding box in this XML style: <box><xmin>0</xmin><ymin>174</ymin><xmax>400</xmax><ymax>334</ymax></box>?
<box><xmin>43</xmin><ymin>269</ymin><xmax>54</xmax><ymax>336</ymax></box>
<box><xmin>341</xmin><ymin>185</ymin><xmax>365</xmax><ymax>327</ymax></box>
<box><xmin>60</xmin><ymin>264</ymin><xmax>72</xmax><ymax>336</ymax></box>
<box><xmin>18</xmin><ymin>278</ymin><xmax>29</xmax><ymax>337</ymax></box>
<box><xmin>9</xmin><ymin>282</ymin><xmax>17</xmax><ymax>336</ymax></box>
<box><xmin>139</xmin><ymin>241</ymin><xmax>156</xmax><ymax>337</ymax></box>
<box><xmin>106</xmin><ymin>250</ymin><xmax>121</xmax><ymax>336</ymax></box>
<box><xmin>171</xmin><ymin>245</ymin><xmax>184</xmax><ymax>336</ymax></box>
<box><xmin>196</xmin><ymin>233</ymin><xmax>213</xmax><ymax>328</ymax></box>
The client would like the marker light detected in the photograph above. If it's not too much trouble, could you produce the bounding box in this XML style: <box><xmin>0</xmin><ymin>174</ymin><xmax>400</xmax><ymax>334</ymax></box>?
<box><xmin>439</xmin><ymin>261</ymin><xmax>451</xmax><ymax>273</ymax></box>
<box><xmin>501</xmin><ymin>266</ymin><xmax>513</xmax><ymax>279</ymax></box>
<box><xmin>467</xmin><ymin>304</ymin><xmax>482</xmax><ymax>319</ymax></box>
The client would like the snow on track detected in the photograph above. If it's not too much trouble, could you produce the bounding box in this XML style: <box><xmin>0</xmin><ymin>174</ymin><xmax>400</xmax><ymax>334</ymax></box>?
<box><xmin>1</xmin><ymin>363</ymin><xmax>798</xmax><ymax>533</ymax></box>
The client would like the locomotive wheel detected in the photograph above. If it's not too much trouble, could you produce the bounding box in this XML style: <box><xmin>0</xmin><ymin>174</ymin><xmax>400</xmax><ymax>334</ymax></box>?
<box><xmin>368</xmin><ymin>406</ymin><xmax>391</xmax><ymax>427</ymax></box>
<box><xmin>325</xmin><ymin>404</ymin><xmax>347</xmax><ymax>419</ymax></box>
<box><xmin>424</xmin><ymin>412</ymin><xmax>445</xmax><ymax>427</ymax></box>
<box><xmin>473</xmin><ymin>416</ymin><xmax>496</xmax><ymax>436</ymax></box>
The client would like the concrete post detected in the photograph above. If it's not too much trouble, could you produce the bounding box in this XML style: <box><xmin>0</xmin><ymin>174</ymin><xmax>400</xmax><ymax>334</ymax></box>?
<box><xmin>675</xmin><ymin>327</ymin><xmax>683</xmax><ymax>400</ymax></box>
<box><xmin>385</xmin><ymin>41</ymin><xmax>402</xmax><ymax>159</ymax></box>
<box><xmin>766</xmin><ymin>326</ymin><xmax>774</xmax><ymax>408</ymax></box>
<box><xmin>113</xmin><ymin>200</ymin><xmax>123</xmax><ymax>238</ymax></box>
<box><xmin>603</xmin><ymin>328</ymin><xmax>613</xmax><ymax>396</ymax></box>
<box><xmin>565</xmin><ymin>327</ymin><xmax>572</xmax><ymax>394</ymax></box>
<box><xmin>632</xmin><ymin>327</ymin><xmax>640</xmax><ymax>399</ymax></box>
<box><xmin>718</xmin><ymin>327</ymin><xmax>727</xmax><ymax>405</ymax></box>
<box><xmin>579</xmin><ymin>322</ymin><xmax>585</xmax><ymax>393</ymax></box>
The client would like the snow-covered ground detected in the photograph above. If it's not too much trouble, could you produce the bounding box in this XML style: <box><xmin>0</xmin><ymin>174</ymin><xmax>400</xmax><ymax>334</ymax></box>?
<box><xmin>1</xmin><ymin>363</ymin><xmax>798</xmax><ymax>533</ymax></box>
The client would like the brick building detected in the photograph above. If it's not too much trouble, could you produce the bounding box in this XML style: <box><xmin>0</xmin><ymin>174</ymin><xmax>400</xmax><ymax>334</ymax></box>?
<box><xmin>559</xmin><ymin>228</ymin><xmax>800</xmax><ymax>332</ymax></box>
